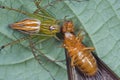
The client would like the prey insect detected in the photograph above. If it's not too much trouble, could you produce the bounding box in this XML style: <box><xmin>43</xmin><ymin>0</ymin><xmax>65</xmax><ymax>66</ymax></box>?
<box><xmin>62</xmin><ymin>21</ymin><xmax>120</xmax><ymax>80</ymax></box>
<box><xmin>62</xmin><ymin>21</ymin><xmax>97</xmax><ymax>76</ymax></box>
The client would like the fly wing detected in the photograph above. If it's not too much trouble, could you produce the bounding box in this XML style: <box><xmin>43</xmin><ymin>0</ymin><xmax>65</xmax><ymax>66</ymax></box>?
<box><xmin>65</xmin><ymin>49</ymin><xmax>120</xmax><ymax>80</ymax></box>
<box><xmin>93</xmin><ymin>54</ymin><xmax>120</xmax><ymax>80</ymax></box>
<box><xmin>65</xmin><ymin>49</ymin><xmax>74</xmax><ymax>80</ymax></box>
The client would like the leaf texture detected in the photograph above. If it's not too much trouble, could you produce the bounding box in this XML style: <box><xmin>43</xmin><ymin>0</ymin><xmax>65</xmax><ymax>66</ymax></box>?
<box><xmin>0</xmin><ymin>0</ymin><xmax>120</xmax><ymax>80</ymax></box>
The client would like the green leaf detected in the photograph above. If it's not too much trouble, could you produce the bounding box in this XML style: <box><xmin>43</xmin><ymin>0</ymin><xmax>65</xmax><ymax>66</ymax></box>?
<box><xmin>0</xmin><ymin>0</ymin><xmax>120</xmax><ymax>80</ymax></box>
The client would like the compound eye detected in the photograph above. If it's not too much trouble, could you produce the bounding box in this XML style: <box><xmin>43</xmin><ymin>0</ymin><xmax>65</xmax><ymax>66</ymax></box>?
<box><xmin>49</xmin><ymin>26</ymin><xmax>56</xmax><ymax>31</ymax></box>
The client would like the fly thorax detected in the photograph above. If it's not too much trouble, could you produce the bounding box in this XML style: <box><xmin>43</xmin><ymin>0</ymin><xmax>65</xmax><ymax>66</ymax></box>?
<box><xmin>64</xmin><ymin>32</ymin><xmax>74</xmax><ymax>40</ymax></box>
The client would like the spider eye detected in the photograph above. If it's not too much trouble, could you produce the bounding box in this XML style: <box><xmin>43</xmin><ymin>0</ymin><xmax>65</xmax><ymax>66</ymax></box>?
<box><xmin>49</xmin><ymin>26</ymin><xmax>56</xmax><ymax>31</ymax></box>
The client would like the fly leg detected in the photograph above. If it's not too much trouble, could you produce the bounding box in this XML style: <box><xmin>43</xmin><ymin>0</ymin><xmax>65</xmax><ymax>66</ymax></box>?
<box><xmin>82</xmin><ymin>47</ymin><xmax>95</xmax><ymax>53</ymax></box>
<box><xmin>71</xmin><ymin>55</ymin><xmax>77</xmax><ymax>67</ymax></box>
<box><xmin>76</xmin><ymin>30</ymin><xmax>85</xmax><ymax>42</ymax></box>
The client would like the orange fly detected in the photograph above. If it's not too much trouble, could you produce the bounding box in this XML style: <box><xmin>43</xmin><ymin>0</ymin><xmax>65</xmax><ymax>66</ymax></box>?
<box><xmin>62</xmin><ymin>21</ymin><xmax>97</xmax><ymax>76</ymax></box>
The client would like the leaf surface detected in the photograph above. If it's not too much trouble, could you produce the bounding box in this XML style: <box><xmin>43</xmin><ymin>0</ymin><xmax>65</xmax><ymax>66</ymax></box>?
<box><xmin>0</xmin><ymin>0</ymin><xmax>120</xmax><ymax>80</ymax></box>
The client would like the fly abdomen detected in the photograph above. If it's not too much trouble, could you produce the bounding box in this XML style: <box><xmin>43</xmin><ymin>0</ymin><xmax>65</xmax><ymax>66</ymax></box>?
<box><xmin>75</xmin><ymin>51</ymin><xmax>97</xmax><ymax>76</ymax></box>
